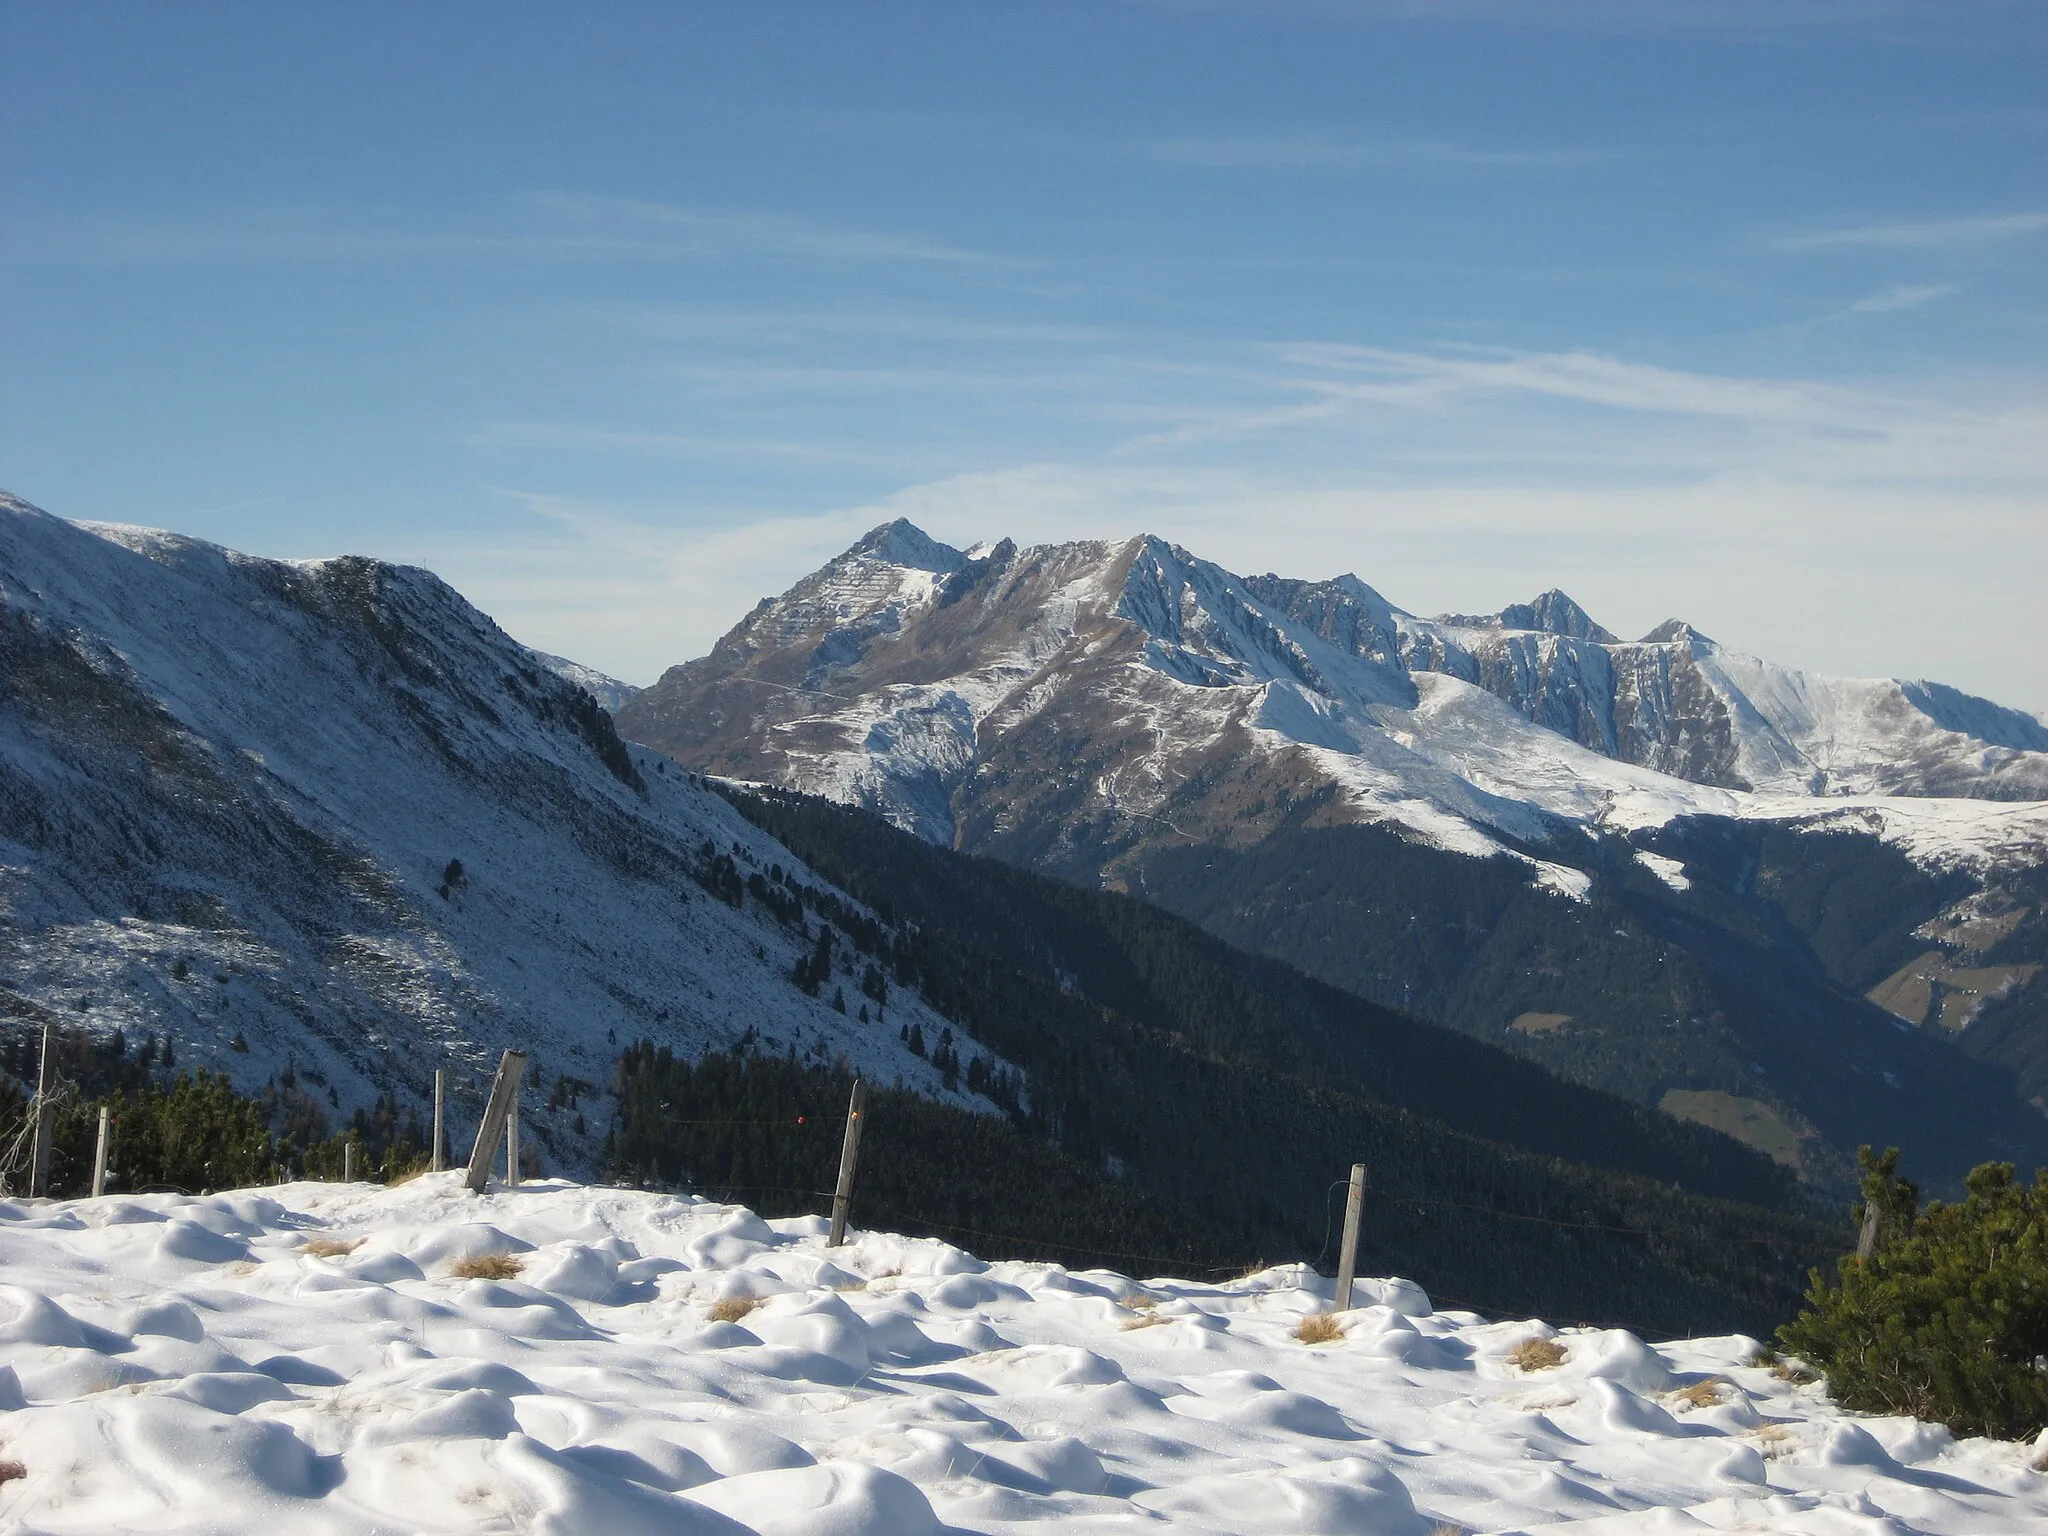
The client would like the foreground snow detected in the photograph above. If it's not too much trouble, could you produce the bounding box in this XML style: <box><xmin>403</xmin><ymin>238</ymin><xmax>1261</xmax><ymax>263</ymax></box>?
<box><xmin>2</xmin><ymin>1180</ymin><xmax>2043</xmax><ymax>1534</ymax></box>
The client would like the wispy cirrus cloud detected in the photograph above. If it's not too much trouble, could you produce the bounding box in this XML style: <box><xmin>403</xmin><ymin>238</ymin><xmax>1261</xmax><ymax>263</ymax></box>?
<box><xmin>1774</xmin><ymin>211</ymin><xmax>2048</xmax><ymax>250</ymax></box>
<box><xmin>1130</xmin><ymin>0</ymin><xmax>2026</xmax><ymax>38</ymax></box>
<box><xmin>515</xmin><ymin>192</ymin><xmax>995</xmax><ymax>266</ymax></box>
<box><xmin>2</xmin><ymin>193</ymin><xmax>997</xmax><ymax>268</ymax></box>
<box><xmin>1272</xmin><ymin>343</ymin><xmax>1884</xmax><ymax>425</ymax></box>
<box><xmin>1141</xmin><ymin>134</ymin><xmax>1617</xmax><ymax>170</ymax></box>
<box><xmin>463</xmin><ymin>422</ymin><xmax>916</xmax><ymax>469</ymax></box>
<box><xmin>1844</xmin><ymin>283</ymin><xmax>1956</xmax><ymax>315</ymax></box>
<box><xmin>1111</xmin><ymin>343</ymin><xmax>2048</xmax><ymax>488</ymax></box>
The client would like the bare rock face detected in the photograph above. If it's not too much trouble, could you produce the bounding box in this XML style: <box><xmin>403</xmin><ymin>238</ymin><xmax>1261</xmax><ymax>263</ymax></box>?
<box><xmin>617</xmin><ymin>520</ymin><xmax>2048</xmax><ymax>877</ymax></box>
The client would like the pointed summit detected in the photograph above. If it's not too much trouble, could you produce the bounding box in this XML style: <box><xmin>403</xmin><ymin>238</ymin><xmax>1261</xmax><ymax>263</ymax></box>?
<box><xmin>1432</xmin><ymin>589</ymin><xmax>1615</xmax><ymax>642</ymax></box>
<box><xmin>1640</xmin><ymin>618</ymin><xmax>1714</xmax><ymax>647</ymax></box>
<box><xmin>1499</xmin><ymin>590</ymin><xmax>1617</xmax><ymax>643</ymax></box>
<box><xmin>847</xmin><ymin>519</ymin><xmax>966</xmax><ymax>574</ymax></box>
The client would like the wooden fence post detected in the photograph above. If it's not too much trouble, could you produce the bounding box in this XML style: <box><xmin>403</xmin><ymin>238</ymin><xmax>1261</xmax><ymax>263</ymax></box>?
<box><xmin>1855</xmin><ymin>1201</ymin><xmax>1882</xmax><ymax>1261</ymax></box>
<box><xmin>343</xmin><ymin>1138</ymin><xmax>356</xmax><ymax>1183</ymax></box>
<box><xmin>91</xmin><ymin>1106</ymin><xmax>111</xmax><ymax>1197</ymax></box>
<box><xmin>432</xmin><ymin>1068</ymin><xmax>446</xmax><ymax>1172</ymax></box>
<box><xmin>28</xmin><ymin>1025</ymin><xmax>54</xmax><ymax>1199</ymax></box>
<box><xmin>506</xmin><ymin>1094</ymin><xmax>520</xmax><ymax>1188</ymax></box>
<box><xmin>827</xmin><ymin>1079</ymin><xmax>867</xmax><ymax>1248</ymax></box>
<box><xmin>1333</xmin><ymin>1162</ymin><xmax>1366</xmax><ymax>1311</ymax></box>
<box><xmin>464</xmin><ymin>1050</ymin><xmax>527</xmax><ymax>1193</ymax></box>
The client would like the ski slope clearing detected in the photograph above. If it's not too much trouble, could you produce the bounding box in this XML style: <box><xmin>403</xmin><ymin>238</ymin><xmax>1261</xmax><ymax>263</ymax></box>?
<box><xmin>4</xmin><ymin>1179</ymin><xmax>2044</xmax><ymax>1534</ymax></box>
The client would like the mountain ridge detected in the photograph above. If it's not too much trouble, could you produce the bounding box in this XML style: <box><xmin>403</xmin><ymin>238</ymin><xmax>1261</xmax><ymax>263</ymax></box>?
<box><xmin>620</xmin><ymin>517</ymin><xmax>2048</xmax><ymax>868</ymax></box>
<box><xmin>0</xmin><ymin>495</ymin><xmax>996</xmax><ymax>1166</ymax></box>
<box><xmin>616</xmin><ymin>519</ymin><xmax>2048</xmax><ymax>1190</ymax></box>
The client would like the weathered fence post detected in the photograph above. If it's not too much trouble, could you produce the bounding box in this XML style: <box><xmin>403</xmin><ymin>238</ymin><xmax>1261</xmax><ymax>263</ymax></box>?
<box><xmin>1855</xmin><ymin>1200</ymin><xmax>1882</xmax><ymax>1261</ymax></box>
<box><xmin>1333</xmin><ymin>1162</ymin><xmax>1366</xmax><ymax>1311</ymax></box>
<box><xmin>91</xmin><ymin>1105</ymin><xmax>111</xmax><ymax>1197</ymax></box>
<box><xmin>28</xmin><ymin>1025</ymin><xmax>54</xmax><ymax>1198</ymax></box>
<box><xmin>432</xmin><ymin>1068</ymin><xmax>446</xmax><ymax>1172</ymax></box>
<box><xmin>343</xmin><ymin>1138</ymin><xmax>356</xmax><ymax>1183</ymax></box>
<box><xmin>506</xmin><ymin>1093</ymin><xmax>520</xmax><ymax>1188</ymax></box>
<box><xmin>827</xmin><ymin>1078</ymin><xmax>867</xmax><ymax>1248</ymax></box>
<box><xmin>464</xmin><ymin>1050</ymin><xmax>528</xmax><ymax>1194</ymax></box>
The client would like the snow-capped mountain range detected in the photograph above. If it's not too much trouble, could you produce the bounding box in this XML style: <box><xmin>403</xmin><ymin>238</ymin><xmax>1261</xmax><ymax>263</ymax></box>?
<box><xmin>618</xmin><ymin>521</ymin><xmax>2048</xmax><ymax>885</ymax></box>
<box><xmin>0</xmin><ymin>496</ymin><xmax>994</xmax><ymax>1163</ymax></box>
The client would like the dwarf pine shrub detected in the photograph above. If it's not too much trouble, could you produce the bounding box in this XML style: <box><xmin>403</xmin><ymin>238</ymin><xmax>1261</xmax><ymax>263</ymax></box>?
<box><xmin>1777</xmin><ymin>1147</ymin><xmax>2048</xmax><ymax>1440</ymax></box>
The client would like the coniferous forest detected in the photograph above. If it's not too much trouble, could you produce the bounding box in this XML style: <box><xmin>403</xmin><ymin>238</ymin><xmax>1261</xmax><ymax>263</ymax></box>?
<box><xmin>597</xmin><ymin>783</ymin><xmax>1857</xmax><ymax>1337</ymax></box>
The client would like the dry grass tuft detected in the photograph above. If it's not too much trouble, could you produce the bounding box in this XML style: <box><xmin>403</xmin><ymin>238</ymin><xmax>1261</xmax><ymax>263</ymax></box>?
<box><xmin>1746</xmin><ymin>1344</ymin><xmax>1780</xmax><ymax>1369</ymax></box>
<box><xmin>1770</xmin><ymin>1358</ymin><xmax>1819</xmax><ymax>1385</ymax></box>
<box><xmin>449</xmin><ymin>1252</ymin><xmax>524</xmax><ymax>1281</ymax></box>
<box><xmin>708</xmin><ymin>1296</ymin><xmax>762</xmax><ymax>1325</ymax></box>
<box><xmin>1431</xmin><ymin>1523</ymin><xmax>1471</xmax><ymax>1536</ymax></box>
<box><xmin>300</xmin><ymin>1236</ymin><xmax>362</xmax><ymax>1259</ymax></box>
<box><xmin>1294</xmin><ymin>1312</ymin><xmax>1345</xmax><ymax>1345</ymax></box>
<box><xmin>1118</xmin><ymin>1292</ymin><xmax>1161</xmax><ymax>1312</ymax></box>
<box><xmin>1120</xmin><ymin>1313</ymin><xmax>1170</xmax><ymax>1332</ymax></box>
<box><xmin>1506</xmin><ymin>1337</ymin><xmax>1567</xmax><ymax>1372</ymax></box>
<box><xmin>1671</xmin><ymin>1377</ymin><xmax>1732</xmax><ymax>1410</ymax></box>
<box><xmin>0</xmin><ymin>1459</ymin><xmax>25</xmax><ymax>1486</ymax></box>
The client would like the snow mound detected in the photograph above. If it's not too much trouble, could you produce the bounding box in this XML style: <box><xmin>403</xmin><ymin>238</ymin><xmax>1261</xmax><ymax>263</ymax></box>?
<box><xmin>2</xmin><ymin>1179</ymin><xmax>2042</xmax><ymax>1534</ymax></box>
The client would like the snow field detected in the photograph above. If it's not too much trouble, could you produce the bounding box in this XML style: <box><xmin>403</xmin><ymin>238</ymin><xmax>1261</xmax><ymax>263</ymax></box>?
<box><xmin>4</xmin><ymin>1180</ymin><xmax>2046</xmax><ymax>1534</ymax></box>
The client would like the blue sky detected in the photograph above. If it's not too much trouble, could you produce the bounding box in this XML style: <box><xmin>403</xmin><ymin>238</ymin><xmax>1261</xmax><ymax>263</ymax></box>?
<box><xmin>4</xmin><ymin>1</ymin><xmax>2044</xmax><ymax>706</ymax></box>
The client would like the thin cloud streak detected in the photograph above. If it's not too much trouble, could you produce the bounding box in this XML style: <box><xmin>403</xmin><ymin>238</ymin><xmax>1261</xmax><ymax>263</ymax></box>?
<box><xmin>616</xmin><ymin>307</ymin><xmax>1119</xmax><ymax>346</ymax></box>
<box><xmin>1142</xmin><ymin>134</ymin><xmax>1619</xmax><ymax>170</ymax></box>
<box><xmin>464</xmin><ymin>423</ymin><xmax>919</xmax><ymax>470</ymax></box>
<box><xmin>515</xmin><ymin>192</ymin><xmax>996</xmax><ymax>266</ymax></box>
<box><xmin>1248</xmin><ymin>344</ymin><xmax>2048</xmax><ymax>483</ymax></box>
<box><xmin>1775</xmin><ymin>211</ymin><xmax>2048</xmax><ymax>250</ymax></box>
<box><xmin>1138</xmin><ymin>0</ymin><xmax>2040</xmax><ymax>41</ymax></box>
<box><xmin>3</xmin><ymin>195</ymin><xmax>1000</xmax><ymax>269</ymax></box>
<box><xmin>1846</xmin><ymin>283</ymin><xmax>1957</xmax><ymax>314</ymax></box>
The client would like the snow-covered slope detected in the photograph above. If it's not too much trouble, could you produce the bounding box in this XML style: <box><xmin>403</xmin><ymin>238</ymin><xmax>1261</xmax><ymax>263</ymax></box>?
<box><xmin>531</xmin><ymin>651</ymin><xmax>641</xmax><ymax>716</ymax></box>
<box><xmin>1396</xmin><ymin>604</ymin><xmax>2048</xmax><ymax>801</ymax></box>
<box><xmin>3</xmin><ymin>1177</ymin><xmax>2042</xmax><ymax>1534</ymax></box>
<box><xmin>0</xmin><ymin>495</ymin><xmax>998</xmax><ymax>1163</ymax></box>
<box><xmin>619</xmin><ymin>522</ymin><xmax>2048</xmax><ymax>878</ymax></box>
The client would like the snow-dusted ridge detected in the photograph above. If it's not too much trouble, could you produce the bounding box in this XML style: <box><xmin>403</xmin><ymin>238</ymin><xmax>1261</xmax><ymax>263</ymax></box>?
<box><xmin>618</xmin><ymin>520</ymin><xmax>2048</xmax><ymax>880</ymax></box>
<box><xmin>2</xmin><ymin>1177</ymin><xmax>2042</xmax><ymax>1534</ymax></box>
<box><xmin>0</xmin><ymin>495</ymin><xmax>1009</xmax><ymax>1152</ymax></box>
<box><xmin>529</xmin><ymin>650</ymin><xmax>641</xmax><ymax>716</ymax></box>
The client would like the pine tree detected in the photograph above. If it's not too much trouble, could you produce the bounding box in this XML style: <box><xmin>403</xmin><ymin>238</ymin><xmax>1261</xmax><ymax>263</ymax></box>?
<box><xmin>1779</xmin><ymin>1147</ymin><xmax>2048</xmax><ymax>1439</ymax></box>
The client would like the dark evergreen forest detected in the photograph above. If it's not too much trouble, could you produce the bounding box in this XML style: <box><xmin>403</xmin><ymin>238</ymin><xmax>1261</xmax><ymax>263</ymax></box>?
<box><xmin>710</xmin><ymin>785</ymin><xmax>1846</xmax><ymax>1335</ymax></box>
<box><xmin>609</xmin><ymin>1044</ymin><xmax>1839</xmax><ymax>1338</ymax></box>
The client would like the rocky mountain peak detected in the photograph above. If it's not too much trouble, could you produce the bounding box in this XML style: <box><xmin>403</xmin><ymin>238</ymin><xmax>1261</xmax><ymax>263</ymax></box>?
<box><xmin>848</xmin><ymin>518</ymin><xmax>967</xmax><ymax>574</ymax></box>
<box><xmin>618</xmin><ymin>523</ymin><xmax>2048</xmax><ymax>866</ymax></box>
<box><xmin>1433</xmin><ymin>589</ymin><xmax>1616</xmax><ymax>643</ymax></box>
<box><xmin>1505</xmin><ymin>590</ymin><xmax>1618</xmax><ymax>643</ymax></box>
<box><xmin>1639</xmin><ymin>618</ymin><xmax>1715</xmax><ymax>648</ymax></box>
